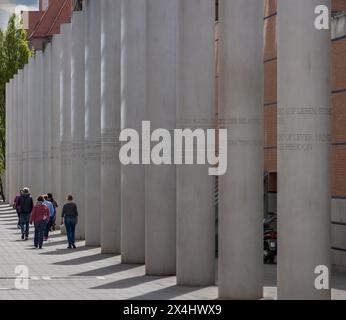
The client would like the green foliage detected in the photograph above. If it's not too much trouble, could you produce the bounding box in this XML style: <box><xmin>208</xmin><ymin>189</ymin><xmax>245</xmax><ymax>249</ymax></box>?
<box><xmin>3</xmin><ymin>15</ymin><xmax>32</xmax><ymax>81</ymax></box>
<box><xmin>0</xmin><ymin>14</ymin><xmax>32</xmax><ymax>200</ymax></box>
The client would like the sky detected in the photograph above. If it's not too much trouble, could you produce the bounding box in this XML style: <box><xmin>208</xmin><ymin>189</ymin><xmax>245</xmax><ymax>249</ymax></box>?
<box><xmin>0</xmin><ymin>0</ymin><xmax>39</xmax><ymax>29</ymax></box>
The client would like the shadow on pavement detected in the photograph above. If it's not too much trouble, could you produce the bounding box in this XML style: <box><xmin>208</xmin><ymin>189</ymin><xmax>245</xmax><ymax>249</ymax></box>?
<box><xmin>40</xmin><ymin>245</ymin><xmax>97</xmax><ymax>256</ymax></box>
<box><xmin>41</xmin><ymin>240</ymin><xmax>71</xmax><ymax>247</ymax></box>
<box><xmin>128</xmin><ymin>285</ymin><xmax>201</xmax><ymax>300</ymax></box>
<box><xmin>91</xmin><ymin>275</ymin><xmax>169</xmax><ymax>290</ymax></box>
<box><xmin>0</xmin><ymin>218</ymin><xmax>18</xmax><ymax>222</ymax></box>
<box><xmin>71</xmin><ymin>263</ymin><xmax>138</xmax><ymax>277</ymax></box>
<box><xmin>37</xmin><ymin>232</ymin><xmax>65</xmax><ymax>239</ymax></box>
<box><xmin>1</xmin><ymin>221</ymin><xmax>19</xmax><ymax>224</ymax></box>
<box><xmin>52</xmin><ymin>252</ymin><xmax>116</xmax><ymax>265</ymax></box>
<box><xmin>0</xmin><ymin>210</ymin><xmax>17</xmax><ymax>214</ymax></box>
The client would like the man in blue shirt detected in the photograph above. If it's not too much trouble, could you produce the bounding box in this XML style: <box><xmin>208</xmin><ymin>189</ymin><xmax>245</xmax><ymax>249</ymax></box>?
<box><xmin>43</xmin><ymin>194</ymin><xmax>56</xmax><ymax>241</ymax></box>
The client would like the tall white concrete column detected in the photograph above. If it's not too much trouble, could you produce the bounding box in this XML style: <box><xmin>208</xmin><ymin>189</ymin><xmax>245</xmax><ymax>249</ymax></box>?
<box><xmin>6</xmin><ymin>80</ymin><xmax>12</xmax><ymax>201</ymax></box>
<box><xmin>16</xmin><ymin>73</ymin><xmax>21</xmax><ymax>194</ymax></box>
<box><xmin>17</xmin><ymin>71</ymin><xmax>22</xmax><ymax>191</ymax></box>
<box><xmin>176</xmin><ymin>0</ymin><xmax>215</xmax><ymax>286</ymax></box>
<box><xmin>11</xmin><ymin>76</ymin><xmax>16</xmax><ymax>201</ymax></box>
<box><xmin>43</xmin><ymin>44</ymin><xmax>52</xmax><ymax>193</ymax></box>
<box><xmin>71</xmin><ymin>11</ymin><xmax>86</xmax><ymax>240</ymax></box>
<box><xmin>10</xmin><ymin>77</ymin><xmax>15</xmax><ymax>201</ymax></box>
<box><xmin>12</xmin><ymin>74</ymin><xmax>18</xmax><ymax>199</ymax></box>
<box><xmin>121</xmin><ymin>0</ymin><xmax>147</xmax><ymax>264</ymax></box>
<box><xmin>85</xmin><ymin>0</ymin><xmax>101</xmax><ymax>246</ymax></box>
<box><xmin>17</xmin><ymin>70</ymin><xmax>24</xmax><ymax>191</ymax></box>
<box><xmin>5</xmin><ymin>82</ymin><xmax>9</xmax><ymax>201</ymax></box>
<box><xmin>27</xmin><ymin>58</ymin><xmax>34</xmax><ymax>194</ymax></box>
<box><xmin>7</xmin><ymin>79</ymin><xmax>12</xmax><ymax>201</ymax></box>
<box><xmin>219</xmin><ymin>0</ymin><xmax>264</xmax><ymax>299</ymax></box>
<box><xmin>277</xmin><ymin>0</ymin><xmax>332</xmax><ymax>300</ymax></box>
<box><xmin>22</xmin><ymin>64</ymin><xmax>29</xmax><ymax>188</ymax></box>
<box><xmin>51</xmin><ymin>34</ymin><xmax>62</xmax><ymax>222</ymax></box>
<box><xmin>27</xmin><ymin>53</ymin><xmax>44</xmax><ymax>199</ymax></box>
<box><xmin>145</xmin><ymin>0</ymin><xmax>177</xmax><ymax>275</ymax></box>
<box><xmin>60</xmin><ymin>24</ymin><xmax>72</xmax><ymax>207</ymax></box>
<box><xmin>100</xmin><ymin>0</ymin><xmax>121</xmax><ymax>253</ymax></box>
<box><xmin>13</xmin><ymin>74</ymin><xmax>19</xmax><ymax>200</ymax></box>
<box><xmin>26</xmin><ymin>56</ymin><xmax>36</xmax><ymax>195</ymax></box>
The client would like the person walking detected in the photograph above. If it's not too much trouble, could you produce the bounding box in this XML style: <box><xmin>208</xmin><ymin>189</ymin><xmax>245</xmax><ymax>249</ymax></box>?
<box><xmin>47</xmin><ymin>193</ymin><xmax>58</xmax><ymax>231</ymax></box>
<box><xmin>13</xmin><ymin>189</ymin><xmax>23</xmax><ymax>229</ymax></box>
<box><xmin>43</xmin><ymin>194</ymin><xmax>55</xmax><ymax>241</ymax></box>
<box><xmin>61</xmin><ymin>195</ymin><xmax>78</xmax><ymax>249</ymax></box>
<box><xmin>30</xmin><ymin>196</ymin><xmax>50</xmax><ymax>249</ymax></box>
<box><xmin>18</xmin><ymin>188</ymin><xmax>34</xmax><ymax>240</ymax></box>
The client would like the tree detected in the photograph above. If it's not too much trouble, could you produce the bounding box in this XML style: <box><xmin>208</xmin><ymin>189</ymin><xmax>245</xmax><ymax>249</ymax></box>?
<box><xmin>0</xmin><ymin>14</ymin><xmax>33</xmax><ymax>201</ymax></box>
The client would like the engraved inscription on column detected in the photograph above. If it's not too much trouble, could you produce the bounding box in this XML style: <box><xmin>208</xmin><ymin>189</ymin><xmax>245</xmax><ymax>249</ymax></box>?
<box><xmin>71</xmin><ymin>142</ymin><xmax>85</xmax><ymax>159</ymax></box>
<box><xmin>219</xmin><ymin>117</ymin><xmax>264</xmax><ymax>148</ymax></box>
<box><xmin>51</xmin><ymin>146</ymin><xmax>61</xmax><ymax>161</ymax></box>
<box><xmin>85</xmin><ymin>140</ymin><xmax>101</xmax><ymax>161</ymax></box>
<box><xmin>27</xmin><ymin>150</ymin><xmax>43</xmax><ymax>161</ymax></box>
<box><xmin>101</xmin><ymin>128</ymin><xmax>120</xmax><ymax>165</ymax></box>
<box><xmin>61</xmin><ymin>141</ymin><xmax>72</xmax><ymax>166</ymax></box>
<box><xmin>278</xmin><ymin>106</ymin><xmax>331</xmax><ymax>152</ymax></box>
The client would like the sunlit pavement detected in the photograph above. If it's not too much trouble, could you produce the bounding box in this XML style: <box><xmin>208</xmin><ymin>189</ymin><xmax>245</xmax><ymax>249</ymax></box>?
<box><xmin>0</xmin><ymin>203</ymin><xmax>345</xmax><ymax>300</ymax></box>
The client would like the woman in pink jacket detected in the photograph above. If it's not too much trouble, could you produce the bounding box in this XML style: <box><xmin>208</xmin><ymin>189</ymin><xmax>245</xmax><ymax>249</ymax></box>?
<box><xmin>30</xmin><ymin>196</ymin><xmax>50</xmax><ymax>249</ymax></box>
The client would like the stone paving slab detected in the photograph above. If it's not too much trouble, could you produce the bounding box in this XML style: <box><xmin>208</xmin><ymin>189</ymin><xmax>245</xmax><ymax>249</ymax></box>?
<box><xmin>0</xmin><ymin>204</ymin><xmax>345</xmax><ymax>300</ymax></box>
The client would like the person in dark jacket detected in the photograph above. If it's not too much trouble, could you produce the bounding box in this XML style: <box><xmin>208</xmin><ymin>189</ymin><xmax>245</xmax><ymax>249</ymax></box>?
<box><xmin>13</xmin><ymin>189</ymin><xmax>23</xmax><ymax>229</ymax></box>
<box><xmin>61</xmin><ymin>195</ymin><xmax>78</xmax><ymax>249</ymax></box>
<box><xmin>30</xmin><ymin>196</ymin><xmax>50</xmax><ymax>249</ymax></box>
<box><xmin>18</xmin><ymin>188</ymin><xmax>34</xmax><ymax>240</ymax></box>
<box><xmin>47</xmin><ymin>193</ymin><xmax>58</xmax><ymax>231</ymax></box>
<box><xmin>43</xmin><ymin>194</ymin><xmax>55</xmax><ymax>241</ymax></box>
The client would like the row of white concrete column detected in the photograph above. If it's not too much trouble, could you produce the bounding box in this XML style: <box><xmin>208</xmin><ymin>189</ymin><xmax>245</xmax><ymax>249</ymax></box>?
<box><xmin>5</xmin><ymin>0</ymin><xmax>332</xmax><ymax>299</ymax></box>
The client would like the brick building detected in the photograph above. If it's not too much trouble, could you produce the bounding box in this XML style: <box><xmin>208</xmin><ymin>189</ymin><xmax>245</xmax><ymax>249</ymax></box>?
<box><xmin>263</xmin><ymin>0</ymin><xmax>346</xmax><ymax>270</ymax></box>
<box><xmin>22</xmin><ymin>0</ymin><xmax>74</xmax><ymax>51</ymax></box>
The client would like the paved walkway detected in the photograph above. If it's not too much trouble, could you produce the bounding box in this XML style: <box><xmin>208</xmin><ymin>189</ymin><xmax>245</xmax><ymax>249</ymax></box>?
<box><xmin>0</xmin><ymin>203</ymin><xmax>346</xmax><ymax>300</ymax></box>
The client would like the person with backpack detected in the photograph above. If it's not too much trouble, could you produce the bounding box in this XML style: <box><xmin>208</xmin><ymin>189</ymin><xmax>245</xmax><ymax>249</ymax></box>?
<box><xmin>30</xmin><ymin>196</ymin><xmax>50</xmax><ymax>249</ymax></box>
<box><xmin>43</xmin><ymin>194</ymin><xmax>55</xmax><ymax>241</ymax></box>
<box><xmin>47</xmin><ymin>193</ymin><xmax>58</xmax><ymax>231</ymax></box>
<box><xmin>18</xmin><ymin>188</ymin><xmax>34</xmax><ymax>240</ymax></box>
<box><xmin>61</xmin><ymin>195</ymin><xmax>78</xmax><ymax>249</ymax></box>
<box><xmin>13</xmin><ymin>189</ymin><xmax>23</xmax><ymax>229</ymax></box>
